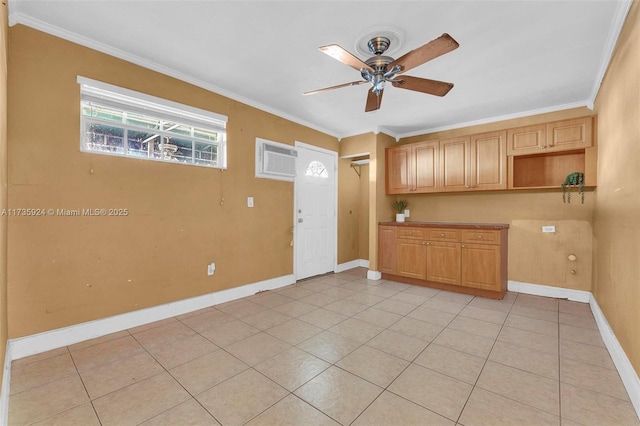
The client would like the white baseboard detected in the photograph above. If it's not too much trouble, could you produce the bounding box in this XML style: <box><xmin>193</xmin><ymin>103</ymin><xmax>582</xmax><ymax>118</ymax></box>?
<box><xmin>0</xmin><ymin>344</ymin><xmax>11</xmax><ymax>426</ymax></box>
<box><xmin>508</xmin><ymin>280</ymin><xmax>591</xmax><ymax>303</ymax></box>
<box><xmin>335</xmin><ymin>259</ymin><xmax>369</xmax><ymax>273</ymax></box>
<box><xmin>589</xmin><ymin>294</ymin><xmax>640</xmax><ymax>418</ymax></box>
<box><xmin>9</xmin><ymin>274</ymin><xmax>295</xmax><ymax>360</ymax></box>
<box><xmin>511</xmin><ymin>280</ymin><xmax>640</xmax><ymax>420</ymax></box>
<box><xmin>367</xmin><ymin>270</ymin><xmax>381</xmax><ymax>280</ymax></box>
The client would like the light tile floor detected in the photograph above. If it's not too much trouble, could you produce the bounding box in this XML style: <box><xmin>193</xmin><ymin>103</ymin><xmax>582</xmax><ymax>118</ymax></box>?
<box><xmin>8</xmin><ymin>268</ymin><xmax>640</xmax><ymax>425</ymax></box>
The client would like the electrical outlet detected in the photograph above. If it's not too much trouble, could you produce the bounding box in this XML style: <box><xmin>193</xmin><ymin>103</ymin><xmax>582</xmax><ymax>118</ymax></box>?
<box><xmin>207</xmin><ymin>262</ymin><xmax>216</xmax><ymax>276</ymax></box>
<box><xmin>542</xmin><ymin>226</ymin><xmax>556</xmax><ymax>233</ymax></box>
<box><xmin>247</xmin><ymin>197</ymin><xmax>254</xmax><ymax>208</ymax></box>
<box><xmin>404</xmin><ymin>209</ymin><xmax>410</xmax><ymax>217</ymax></box>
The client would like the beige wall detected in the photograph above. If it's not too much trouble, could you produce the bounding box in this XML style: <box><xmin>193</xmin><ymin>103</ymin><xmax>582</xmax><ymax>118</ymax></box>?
<box><xmin>396</xmin><ymin>108</ymin><xmax>596</xmax><ymax>290</ymax></box>
<box><xmin>337</xmin><ymin>157</ymin><xmax>360</xmax><ymax>264</ymax></box>
<box><xmin>7</xmin><ymin>26</ymin><xmax>338</xmax><ymax>338</ymax></box>
<box><xmin>358</xmin><ymin>163</ymin><xmax>369</xmax><ymax>260</ymax></box>
<box><xmin>592</xmin><ymin>1</ymin><xmax>640</xmax><ymax>374</ymax></box>
<box><xmin>0</xmin><ymin>2</ymin><xmax>8</xmax><ymax>387</ymax></box>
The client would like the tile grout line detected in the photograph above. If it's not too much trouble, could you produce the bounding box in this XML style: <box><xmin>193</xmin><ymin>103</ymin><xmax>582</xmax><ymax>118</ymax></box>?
<box><xmin>453</xmin><ymin>292</ymin><xmax>520</xmax><ymax>425</ymax></box>
<box><xmin>65</xmin><ymin>345</ymin><xmax>104</xmax><ymax>426</ymax></box>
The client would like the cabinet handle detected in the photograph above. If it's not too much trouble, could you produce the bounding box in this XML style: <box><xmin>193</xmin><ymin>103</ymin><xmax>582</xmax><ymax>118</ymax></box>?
<box><xmin>409</xmin><ymin>231</ymin><xmax>413</xmax><ymax>235</ymax></box>
<box><xmin>440</xmin><ymin>233</ymin><xmax>445</xmax><ymax>237</ymax></box>
<box><xmin>462</xmin><ymin>244</ymin><xmax>465</xmax><ymax>248</ymax></box>
<box><xmin>478</xmin><ymin>235</ymin><xmax>483</xmax><ymax>239</ymax></box>
<box><xmin>426</xmin><ymin>242</ymin><xmax>430</xmax><ymax>245</ymax></box>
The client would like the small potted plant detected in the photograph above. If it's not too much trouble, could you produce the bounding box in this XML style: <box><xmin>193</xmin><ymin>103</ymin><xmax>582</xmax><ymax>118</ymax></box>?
<box><xmin>393</xmin><ymin>200</ymin><xmax>408</xmax><ymax>222</ymax></box>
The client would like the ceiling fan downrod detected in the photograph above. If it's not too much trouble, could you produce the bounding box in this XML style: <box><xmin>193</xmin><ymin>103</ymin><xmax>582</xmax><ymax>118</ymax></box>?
<box><xmin>361</xmin><ymin>37</ymin><xmax>401</xmax><ymax>95</ymax></box>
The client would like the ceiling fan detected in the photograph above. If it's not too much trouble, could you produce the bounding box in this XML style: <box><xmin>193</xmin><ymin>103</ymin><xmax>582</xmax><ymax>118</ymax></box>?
<box><xmin>304</xmin><ymin>33</ymin><xmax>459</xmax><ymax>112</ymax></box>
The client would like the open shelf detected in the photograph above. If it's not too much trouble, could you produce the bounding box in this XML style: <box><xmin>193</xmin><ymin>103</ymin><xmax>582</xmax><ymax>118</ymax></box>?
<box><xmin>510</xmin><ymin>149</ymin><xmax>585</xmax><ymax>189</ymax></box>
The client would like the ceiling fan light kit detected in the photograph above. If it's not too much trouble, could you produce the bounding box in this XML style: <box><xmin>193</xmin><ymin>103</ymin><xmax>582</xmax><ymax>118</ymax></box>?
<box><xmin>305</xmin><ymin>33</ymin><xmax>459</xmax><ymax>112</ymax></box>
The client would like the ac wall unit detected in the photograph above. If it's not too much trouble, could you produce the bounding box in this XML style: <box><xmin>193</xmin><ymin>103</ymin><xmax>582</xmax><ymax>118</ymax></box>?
<box><xmin>255</xmin><ymin>138</ymin><xmax>297</xmax><ymax>181</ymax></box>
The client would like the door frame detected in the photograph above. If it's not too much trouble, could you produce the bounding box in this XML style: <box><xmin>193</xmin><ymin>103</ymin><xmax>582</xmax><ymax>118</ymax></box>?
<box><xmin>293</xmin><ymin>141</ymin><xmax>338</xmax><ymax>280</ymax></box>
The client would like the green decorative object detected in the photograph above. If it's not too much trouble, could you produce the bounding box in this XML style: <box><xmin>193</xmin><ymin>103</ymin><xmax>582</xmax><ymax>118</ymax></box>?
<box><xmin>561</xmin><ymin>172</ymin><xmax>585</xmax><ymax>204</ymax></box>
<box><xmin>393</xmin><ymin>200</ymin><xmax>408</xmax><ymax>213</ymax></box>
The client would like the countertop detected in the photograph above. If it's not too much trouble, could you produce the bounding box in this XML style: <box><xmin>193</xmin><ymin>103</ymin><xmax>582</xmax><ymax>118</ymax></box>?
<box><xmin>379</xmin><ymin>221</ymin><xmax>509</xmax><ymax>229</ymax></box>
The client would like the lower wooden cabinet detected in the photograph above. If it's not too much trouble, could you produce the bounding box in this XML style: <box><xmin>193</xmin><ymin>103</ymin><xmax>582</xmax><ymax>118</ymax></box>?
<box><xmin>378</xmin><ymin>222</ymin><xmax>508</xmax><ymax>299</ymax></box>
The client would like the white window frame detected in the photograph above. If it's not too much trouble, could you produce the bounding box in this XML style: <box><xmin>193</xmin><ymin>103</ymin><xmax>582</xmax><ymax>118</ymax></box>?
<box><xmin>78</xmin><ymin>76</ymin><xmax>228</xmax><ymax>169</ymax></box>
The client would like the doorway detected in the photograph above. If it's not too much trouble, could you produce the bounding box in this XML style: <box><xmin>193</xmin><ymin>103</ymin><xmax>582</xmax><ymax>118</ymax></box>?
<box><xmin>294</xmin><ymin>142</ymin><xmax>337</xmax><ymax>280</ymax></box>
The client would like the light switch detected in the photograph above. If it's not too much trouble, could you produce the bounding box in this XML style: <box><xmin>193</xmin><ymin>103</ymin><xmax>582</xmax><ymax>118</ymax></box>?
<box><xmin>542</xmin><ymin>226</ymin><xmax>556</xmax><ymax>233</ymax></box>
<box><xmin>247</xmin><ymin>197</ymin><xmax>254</xmax><ymax>208</ymax></box>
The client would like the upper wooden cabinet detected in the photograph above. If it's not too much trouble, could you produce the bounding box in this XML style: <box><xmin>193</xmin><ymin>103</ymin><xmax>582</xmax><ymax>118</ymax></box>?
<box><xmin>470</xmin><ymin>131</ymin><xmax>507</xmax><ymax>190</ymax></box>
<box><xmin>386</xmin><ymin>141</ymin><xmax>439</xmax><ymax>194</ymax></box>
<box><xmin>507</xmin><ymin>116</ymin><xmax>593</xmax><ymax>155</ymax></box>
<box><xmin>386</xmin><ymin>115</ymin><xmax>596</xmax><ymax>194</ymax></box>
<box><xmin>440</xmin><ymin>131</ymin><xmax>507</xmax><ymax>192</ymax></box>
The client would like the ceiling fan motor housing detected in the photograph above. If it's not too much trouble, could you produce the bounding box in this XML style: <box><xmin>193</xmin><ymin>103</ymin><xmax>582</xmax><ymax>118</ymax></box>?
<box><xmin>367</xmin><ymin>36</ymin><xmax>391</xmax><ymax>55</ymax></box>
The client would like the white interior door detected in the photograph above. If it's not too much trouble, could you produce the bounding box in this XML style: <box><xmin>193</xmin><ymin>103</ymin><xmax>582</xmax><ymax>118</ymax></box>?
<box><xmin>295</xmin><ymin>143</ymin><xmax>337</xmax><ymax>280</ymax></box>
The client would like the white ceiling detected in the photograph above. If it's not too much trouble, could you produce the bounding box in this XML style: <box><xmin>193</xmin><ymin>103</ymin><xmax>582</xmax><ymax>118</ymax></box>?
<box><xmin>8</xmin><ymin>1</ymin><xmax>631</xmax><ymax>139</ymax></box>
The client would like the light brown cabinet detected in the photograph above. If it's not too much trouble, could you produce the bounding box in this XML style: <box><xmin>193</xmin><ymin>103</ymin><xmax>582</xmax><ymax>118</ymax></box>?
<box><xmin>386</xmin><ymin>141</ymin><xmax>439</xmax><ymax>194</ymax></box>
<box><xmin>378</xmin><ymin>223</ymin><xmax>508</xmax><ymax>299</ymax></box>
<box><xmin>507</xmin><ymin>116</ymin><xmax>592</xmax><ymax>156</ymax></box>
<box><xmin>386</xmin><ymin>116</ymin><xmax>596</xmax><ymax>194</ymax></box>
<box><xmin>378</xmin><ymin>226</ymin><xmax>397</xmax><ymax>274</ymax></box>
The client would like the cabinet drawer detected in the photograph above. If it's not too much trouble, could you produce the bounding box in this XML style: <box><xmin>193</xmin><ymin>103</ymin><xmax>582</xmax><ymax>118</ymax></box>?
<box><xmin>462</xmin><ymin>230</ymin><xmax>500</xmax><ymax>245</ymax></box>
<box><xmin>428</xmin><ymin>228</ymin><xmax>461</xmax><ymax>242</ymax></box>
<box><xmin>397</xmin><ymin>228</ymin><xmax>425</xmax><ymax>240</ymax></box>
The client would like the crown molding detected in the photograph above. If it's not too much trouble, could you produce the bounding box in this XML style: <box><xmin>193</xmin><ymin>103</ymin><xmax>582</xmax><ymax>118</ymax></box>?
<box><xmin>8</xmin><ymin>12</ymin><xmax>341</xmax><ymax>139</ymax></box>
<box><xmin>396</xmin><ymin>101</ymin><xmax>591</xmax><ymax>140</ymax></box>
<box><xmin>588</xmin><ymin>0</ymin><xmax>634</xmax><ymax>107</ymax></box>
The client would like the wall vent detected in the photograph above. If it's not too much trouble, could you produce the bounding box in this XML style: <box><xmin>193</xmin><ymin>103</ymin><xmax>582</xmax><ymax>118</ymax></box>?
<box><xmin>255</xmin><ymin>138</ymin><xmax>297</xmax><ymax>181</ymax></box>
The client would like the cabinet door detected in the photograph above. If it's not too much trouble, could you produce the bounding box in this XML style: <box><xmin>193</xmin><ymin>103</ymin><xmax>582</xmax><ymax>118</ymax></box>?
<box><xmin>470</xmin><ymin>131</ymin><xmax>507</xmax><ymax>190</ymax></box>
<box><xmin>378</xmin><ymin>226</ymin><xmax>397</xmax><ymax>274</ymax></box>
<box><xmin>440</xmin><ymin>137</ymin><xmax>470</xmax><ymax>192</ymax></box>
<box><xmin>507</xmin><ymin>124</ymin><xmax>546</xmax><ymax>155</ymax></box>
<box><xmin>461</xmin><ymin>243</ymin><xmax>501</xmax><ymax>291</ymax></box>
<box><xmin>396</xmin><ymin>239</ymin><xmax>427</xmax><ymax>280</ymax></box>
<box><xmin>546</xmin><ymin>117</ymin><xmax>592</xmax><ymax>152</ymax></box>
<box><xmin>386</xmin><ymin>146</ymin><xmax>412</xmax><ymax>194</ymax></box>
<box><xmin>413</xmin><ymin>141</ymin><xmax>440</xmax><ymax>192</ymax></box>
<box><xmin>426</xmin><ymin>242</ymin><xmax>461</xmax><ymax>285</ymax></box>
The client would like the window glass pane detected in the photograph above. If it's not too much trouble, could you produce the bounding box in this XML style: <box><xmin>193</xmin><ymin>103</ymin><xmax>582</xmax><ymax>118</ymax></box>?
<box><xmin>163</xmin><ymin>121</ymin><xmax>191</xmax><ymax>137</ymax></box>
<box><xmin>125</xmin><ymin>112</ymin><xmax>161</xmax><ymax>130</ymax></box>
<box><xmin>194</xmin><ymin>142</ymin><xmax>217</xmax><ymax>166</ymax></box>
<box><xmin>85</xmin><ymin>122</ymin><xmax>124</xmax><ymax>154</ymax></box>
<box><xmin>305</xmin><ymin>160</ymin><xmax>329</xmax><ymax>178</ymax></box>
<box><xmin>194</xmin><ymin>127</ymin><xmax>218</xmax><ymax>142</ymax></box>
<box><xmin>127</xmin><ymin>130</ymin><xmax>159</xmax><ymax>158</ymax></box>
<box><xmin>82</xmin><ymin>103</ymin><xmax>124</xmax><ymax>124</ymax></box>
<box><xmin>169</xmin><ymin>138</ymin><xmax>193</xmax><ymax>163</ymax></box>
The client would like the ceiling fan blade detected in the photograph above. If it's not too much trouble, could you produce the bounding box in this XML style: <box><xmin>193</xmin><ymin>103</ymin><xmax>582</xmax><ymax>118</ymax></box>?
<box><xmin>304</xmin><ymin>80</ymin><xmax>368</xmax><ymax>96</ymax></box>
<box><xmin>319</xmin><ymin>44</ymin><xmax>374</xmax><ymax>72</ymax></box>
<box><xmin>389</xmin><ymin>33</ymin><xmax>459</xmax><ymax>74</ymax></box>
<box><xmin>391</xmin><ymin>75</ymin><xmax>454</xmax><ymax>97</ymax></box>
<box><xmin>365</xmin><ymin>89</ymin><xmax>383</xmax><ymax>112</ymax></box>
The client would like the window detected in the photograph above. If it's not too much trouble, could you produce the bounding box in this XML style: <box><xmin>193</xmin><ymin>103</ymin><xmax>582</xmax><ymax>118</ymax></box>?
<box><xmin>305</xmin><ymin>160</ymin><xmax>329</xmax><ymax>178</ymax></box>
<box><xmin>78</xmin><ymin>77</ymin><xmax>227</xmax><ymax>168</ymax></box>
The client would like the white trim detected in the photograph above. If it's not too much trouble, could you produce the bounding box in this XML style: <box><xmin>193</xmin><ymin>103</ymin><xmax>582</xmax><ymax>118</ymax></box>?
<box><xmin>339</xmin><ymin>152</ymin><xmax>370</xmax><ymax>159</ymax></box>
<box><xmin>335</xmin><ymin>259</ymin><xmax>370</xmax><ymax>273</ymax></box>
<box><xmin>392</xmin><ymin>102</ymin><xmax>591</xmax><ymax>141</ymax></box>
<box><xmin>590</xmin><ymin>294</ymin><xmax>640</xmax><ymax>419</ymax></box>
<box><xmin>0</xmin><ymin>344</ymin><xmax>11</xmax><ymax>426</ymax></box>
<box><xmin>507</xmin><ymin>280</ymin><xmax>591</xmax><ymax>302</ymax></box>
<box><xmin>587</xmin><ymin>0</ymin><xmax>634</xmax><ymax>107</ymax></box>
<box><xmin>78</xmin><ymin>76</ymin><xmax>228</xmax><ymax>125</ymax></box>
<box><xmin>367</xmin><ymin>270</ymin><xmax>382</xmax><ymax>280</ymax></box>
<box><xmin>9</xmin><ymin>274</ymin><xmax>295</xmax><ymax>360</ymax></box>
<box><xmin>9</xmin><ymin>13</ymin><xmax>339</xmax><ymax>139</ymax></box>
